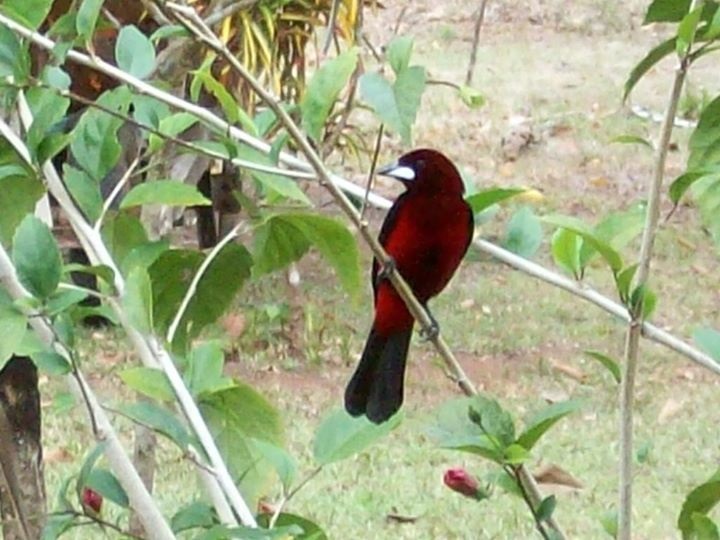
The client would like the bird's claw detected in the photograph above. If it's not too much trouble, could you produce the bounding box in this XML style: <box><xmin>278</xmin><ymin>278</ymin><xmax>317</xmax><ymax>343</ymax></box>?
<box><xmin>420</xmin><ymin>318</ymin><xmax>440</xmax><ymax>342</ymax></box>
<box><xmin>377</xmin><ymin>257</ymin><xmax>397</xmax><ymax>281</ymax></box>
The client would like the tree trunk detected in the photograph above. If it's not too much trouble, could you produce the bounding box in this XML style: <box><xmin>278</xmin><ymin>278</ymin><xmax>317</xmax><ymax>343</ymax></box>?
<box><xmin>0</xmin><ymin>356</ymin><xmax>45</xmax><ymax>539</ymax></box>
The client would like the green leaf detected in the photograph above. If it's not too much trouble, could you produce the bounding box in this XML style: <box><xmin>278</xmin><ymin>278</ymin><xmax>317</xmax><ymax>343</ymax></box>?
<box><xmin>193</xmin><ymin>70</ymin><xmax>241</xmax><ymax>125</ymax></box>
<box><xmin>516</xmin><ymin>400</ymin><xmax>582</xmax><ymax>451</ymax></box>
<box><xmin>102</xmin><ymin>213</ymin><xmax>148</xmax><ymax>269</ymax></box>
<box><xmin>70</xmin><ymin>88</ymin><xmax>130</xmax><ymax>181</ymax></box>
<box><xmin>359</xmin><ymin>67</ymin><xmax>426</xmax><ymax>144</ymax></box>
<box><xmin>119</xmin><ymin>401</ymin><xmax>193</xmax><ymax>449</ymax></box>
<box><xmin>63</xmin><ymin>263</ymin><xmax>115</xmax><ymax>290</ymax></box>
<box><xmin>12</xmin><ymin>215</ymin><xmax>62</xmax><ymax>299</ymax></box>
<box><xmin>121</xmin><ymin>240</ymin><xmax>169</xmax><ymax>275</ymax></box>
<box><xmin>0</xmin><ymin>303</ymin><xmax>27</xmax><ymax>369</ymax></box>
<box><xmin>123</xmin><ymin>266</ymin><xmax>153</xmax><ymax>333</ymax></box>
<box><xmin>691</xmin><ymin>513</ymin><xmax>720</xmax><ymax>540</ymax></box>
<box><xmin>257</xmin><ymin>512</ymin><xmax>328</xmax><ymax>540</ymax></box>
<box><xmin>25</xmin><ymin>87</ymin><xmax>70</xmax><ymax>164</ymax></box>
<box><xmin>584</xmin><ymin>350</ymin><xmax>622</xmax><ymax>383</ymax></box>
<box><xmin>171</xmin><ymin>501</ymin><xmax>218</xmax><ymax>533</ymax></box>
<box><xmin>313</xmin><ymin>408</ymin><xmax>402</xmax><ymax>465</ymax></box>
<box><xmin>254</xmin><ymin>213</ymin><xmax>361</xmax><ymax>300</ymax></box>
<box><xmin>301</xmin><ymin>48</ymin><xmax>358</xmax><ymax>142</ymax></box>
<box><xmin>31</xmin><ymin>350</ymin><xmax>71</xmax><ymax>376</ymax></box>
<box><xmin>195</xmin><ymin>524</ymin><xmax>302</xmax><ymax>540</ymax></box>
<box><xmin>237</xmin><ymin>145</ymin><xmax>311</xmax><ymax>204</ymax></box>
<box><xmin>644</xmin><ymin>0</ymin><xmax>691</xmax><ymax>23</ymax></box>
<box><xmin>76</xmin><ymin>0</ymin><xmax>103</xmax><ymax>41</ymax></box>
<box><xmin>465</xmin><ymin>187</ymin><xmax>526</xmax><ymax>214</ymax></box>
<box><xmin>551</xmin><ymin>228</ymin><xmax>582</xmax><ymax>278</ymax></box>
<box><xmin>542</xmin><ymin>214</ymin><xmax>623</xmax><ymax>272</ymax></box>
<box><xmin>688</xmin><ymin>96</ymin><xmax>720</xmax><ymax>169</ymax></box>
<box><xmin>63</xmin><ymin>165</ymin><xmax>103</xmax><ymax>222</ymax></box>
<box><xmin>678</xmin><ymin>471</ymin><xmax>720</xmax><ymax>539</ymax></box>
<box><xmin>387</xmin><ymin>35</ymin><xmax>413</xmax><ymax>75</ymax></box>
<box><xmin>119</xmin><ymin>367</ymin><xmax>174</xmax><ymax>402</ymax></box>
<box><xmin>120</xmin><ymin>181</ymin><xmax>211</xmax><ymax>209</ymax></box>
<box><xmin>0</xmin><ymin>0</ymin><xmax>53</xmax><ymax>30</ymax></box>
<box><xmin>503</xmin><ymin>206</ymin><xmax>542</xmax><ymax>259</ymax></box>
<box><xmin>427</xmin><ymin>397</ymin><xmax>505</xmax><ymax>463</ymax></box>
<box><xmin>624</xmin><ymin>37</ymin><xmax>676</xmax><ymax>101</ymax></box>
<box><xmin>677</xmin><ymin>5</ymin><xmax>703</xmax><ymax>55</ymax></box>
<box><xmin>77</xmin><ymin>442</ymin><xmax>107</xmax><ymax>500</ymax></box>
<box><xmin>503</xmin><ymin>443</ymin><xmax>530</xmax><ymax>465</ymax></box>
<box><xmin>200</xmin><ymin>383</ymin><xmax>284</xmax><ymax>508</ymax></box>
<box><xmin>149</xmin><ymin>244</ymin><xmax>252</xmax><ymax>352</ymax></box>
<box><xmin>600</xmin><ymin>509</ymin><xmax>618</xmax><ymax>538</ymax></box>
<box><xmin>537</xmin><ymin>495</ymin><xmax>557</xmax><ymax>523</ymax></box>
<box><xmin>132</xmin><ymin>95</ymin><xmax>170</xmax><ymax>131</ymax></box>
<box><xmin>41</xmin><ymin>512</ymin><xmax>75</xmax><ymax>539</ymax></box>
<box><xmin>0</xmin><ymin>162</ymin><xmax>44</xmax><ymax>247</ymax></box>
<box><xmin>693</xmin><ymin>327</ymin><xmax>720</xmax><ymax>362</ymax></box>
<box><xmin>185</xmin><ymin>341</ymin><xmax>233</xmax><ymax>398</ymax></box>
<box><xmin>148</xmin><ymin>112</ymin><xmax>198</xmax><ymax>153</ymax></box>
<box><xmin>464</xmin><ymin>395</ymin><xmax>515</xmax><ymax>448</ymax></box>
<box><xmin>250</xmin><ymin>438</ymin><xmax>297</xmax><ymax>489</ymax></box>
<box><xmin>45</xmin><ymin>289</ymin><xmax>88</xmax><ymax>317</ymax></box>
<box><xmin>0</xmin><ymin>23</ymin><xmax>30</xmax><ymax>83</ymax></box>
<box><xmin>85</xmin><ymin>468</ymin><xmax>129</xmax><ymax>508</ymax></box>
<box><xmin>615</xmin><ymin>263</ymin><xmax>639</xmax><ymax>303</ymax></box>
<box><xmin>115</xmin><ymin>25</ymin><xmax>156</xmax><ymax>79</ymax></box>
<box><xmin>610</xmin><ymin>134</ymin><xmax>653</xmax><ymax>149</ymax></box>
<box><xmin>669</xmin><ymin>170</ymin><xmax>709</xmax><ymax>204</ymax></box>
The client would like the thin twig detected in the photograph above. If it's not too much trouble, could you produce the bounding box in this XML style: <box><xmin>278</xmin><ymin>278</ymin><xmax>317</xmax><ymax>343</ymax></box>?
<box><xmin>323</xmin><ymin>0</ymin><xmax>341</xmax><ymax>54</ymax></box>
<box><xmin>94</xmin><ymin>157</ymin><xmax>140</xmax><ymax>231</ymax></box>
<box><xmin>617</xmin><ymin>8</ymin><xmax>699</xmax><ymax>537</ymax></box>
<box><xmin>269</xmin><ymin>466</ymin><xmax>324</xmax><ymax>528</ymax></box>
<box><xmin>360</xmin><ymin>123</ymin><xmax>384</xmax><ymax>220</ymax></box>
<box><xmin>465</xmin><ymin>0</ymin><xmax>490</xmax><ymax>85</ymax></box>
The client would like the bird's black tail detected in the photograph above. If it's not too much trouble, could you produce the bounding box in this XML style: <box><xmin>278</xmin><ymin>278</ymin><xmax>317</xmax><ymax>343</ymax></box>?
<box><xmin>344</xmin><ymin>326</ymin><xmax>412</xmax><ymax>424</ymax></box>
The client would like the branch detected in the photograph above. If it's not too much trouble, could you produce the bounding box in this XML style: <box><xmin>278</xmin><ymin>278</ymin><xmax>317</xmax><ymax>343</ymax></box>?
<box><xmin>617</xmin><ymin>9</ymin><xmax>698</xmax><ymax>535</ymax></box>
<box><xmin>0</xmin><ymin>248</ymin><xmax>175</xmax><ymax>540</ymax></box>
<box><xmin>465</xmin><ymin>0</ymin><xmax>490</xmax><ymax>85</ymax></box>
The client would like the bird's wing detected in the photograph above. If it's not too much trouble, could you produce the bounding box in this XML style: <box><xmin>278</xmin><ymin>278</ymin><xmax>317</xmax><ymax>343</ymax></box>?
<box><xmin>372</xmin><ymin>191</ymin><xmax>410</xmax><ymax>300</ymax></box>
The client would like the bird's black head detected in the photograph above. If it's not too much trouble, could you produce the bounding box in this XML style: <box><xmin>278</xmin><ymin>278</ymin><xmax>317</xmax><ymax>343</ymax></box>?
<box><xmin>376</xmin><ymin>148</ymin><xmax>465</xmax><ymax>196</ymax></box>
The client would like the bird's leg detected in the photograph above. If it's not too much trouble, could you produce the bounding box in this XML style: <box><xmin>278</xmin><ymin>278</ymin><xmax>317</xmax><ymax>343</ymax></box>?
<box><xmin>419</xmin><ymin>306</ymin><xmax>440</xmax><ymax>341</ymax></box>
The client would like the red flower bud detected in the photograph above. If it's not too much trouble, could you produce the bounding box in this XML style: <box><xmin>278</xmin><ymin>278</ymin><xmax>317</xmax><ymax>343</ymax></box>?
<box><xmin>82</xmin><ymin>487</ymin><xmax>103</xmax><ymax>514</ymax></box>
<box><xmin>443</xmin><ymin>468</ymin><xmax>480</xmax><ymax>498</ymax></box>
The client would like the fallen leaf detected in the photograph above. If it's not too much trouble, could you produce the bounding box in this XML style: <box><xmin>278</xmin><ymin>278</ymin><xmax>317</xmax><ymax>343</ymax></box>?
<box><xmin>549</xmin><ymin>359</ymin><xmax>587</xmax><ymax>383</ymax></box>
<box><xmin>534</xmin><ymin>463</ymin><xmax>583</xmax><ymax>489</ymax></box>
<box><xmin>657</xmin><ymin>397</ymin><xmax>684</xmax><ymax>424</ymax></box>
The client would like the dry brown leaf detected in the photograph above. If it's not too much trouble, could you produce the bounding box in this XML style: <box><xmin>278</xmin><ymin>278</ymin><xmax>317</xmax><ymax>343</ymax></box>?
<box><xmin>45</xmin><ymin>447</ymin><xmax>74</xmax><ymax>464</ymax></box>
<box><xmin>657</xmin><ymin>397</ymin><xmax>684</xmax><ymax>424</ymax></box>
<box><xmin>534</xmin><ymin>464</ymin><xmax>583</xmax><ymax>489</ymax></box>
<box><xmin>549</xmin><ymin>358</ymin><xmax>587</xmax><ymax>382</ymax></box>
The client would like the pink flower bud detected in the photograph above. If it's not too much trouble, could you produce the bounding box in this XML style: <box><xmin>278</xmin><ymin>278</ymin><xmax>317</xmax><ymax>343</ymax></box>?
<box><xmin>443</xmin><ymin>468</ymin><xmax>480</xmax><ymax>498</ymax></box>
<box><xmin>82</xmin><ymin>487</ymin><xmax>103</xmax><ymax>514</ymax></box>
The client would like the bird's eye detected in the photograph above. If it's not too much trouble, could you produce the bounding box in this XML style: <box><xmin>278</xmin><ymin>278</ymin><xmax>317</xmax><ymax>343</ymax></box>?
<box><xmin>415</xmin><ymin>159</ymin><xmax>426</xmax><ymax>171</ymax></box>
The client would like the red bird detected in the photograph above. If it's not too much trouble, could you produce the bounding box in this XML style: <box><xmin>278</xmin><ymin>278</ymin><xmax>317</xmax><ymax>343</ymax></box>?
<box><xmin>345</xmin><ymin>149</ymin><xmax>474</xmax><ymax>423</ymax></box>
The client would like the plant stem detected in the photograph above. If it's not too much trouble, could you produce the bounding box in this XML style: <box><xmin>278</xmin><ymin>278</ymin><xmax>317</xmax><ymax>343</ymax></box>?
<box><xmin>465</xmin><ymin>0</ymin><xmax>490</xmax><ymax>85</ymax></box>
<box><xmin>617</xmin><ymin>51</ymin><xmax>691</xmax><ymax>540</ymax></box>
